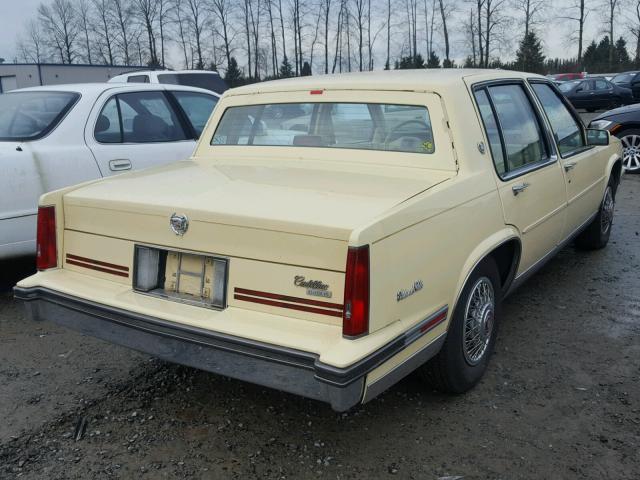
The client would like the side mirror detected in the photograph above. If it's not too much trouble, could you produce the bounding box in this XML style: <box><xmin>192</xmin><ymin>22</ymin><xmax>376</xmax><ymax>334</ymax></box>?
<box><xmin>586</xmin><ymin>128</ymin><xmax>609</xmax><ymax>146</ymax></box>
<box><xmin>575</xmin><ymin>87</ymin><xmax>583</xmax><ymax>93</ymax></box>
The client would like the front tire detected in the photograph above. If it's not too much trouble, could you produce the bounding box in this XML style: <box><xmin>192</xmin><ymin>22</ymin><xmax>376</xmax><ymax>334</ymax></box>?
<box><xmin>617</xmin><ymin>129</ymin><xmax>640</xmax><ymax>173</ymax></box>
<box><xmin>575</xmin><ymin>181</ymin><xmax>616</xmax><ymax>250</ymax></box>
<box><xmin>420</xmin><ymin>259</ymin><xmax>502</xmax><ymax>393</ymax></box>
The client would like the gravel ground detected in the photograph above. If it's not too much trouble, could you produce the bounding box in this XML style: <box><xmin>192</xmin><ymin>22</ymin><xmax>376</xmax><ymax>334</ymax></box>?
<box><xmin>0</xmin><ymin>175</ymin><xmax>638</xmax><ymax>480</ymax></box>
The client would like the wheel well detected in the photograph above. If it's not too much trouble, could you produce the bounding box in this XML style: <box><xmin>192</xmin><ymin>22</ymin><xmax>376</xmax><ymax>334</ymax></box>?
<box><xmin>487</xmin><ymin>239</ymin><xmax>521</xmax><ymax>293</ymax></box>
<box><xmin>611</xmin><ymin>159</ymin><xmax>622</xmax><ymax>194</ymax></box>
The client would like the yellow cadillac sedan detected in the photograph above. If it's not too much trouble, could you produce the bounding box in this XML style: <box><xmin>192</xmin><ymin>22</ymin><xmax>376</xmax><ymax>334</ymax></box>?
<box><xmin>16</xmin><ymin>70</ymin><xmax>623</xmax><ymax>411</ymax></box>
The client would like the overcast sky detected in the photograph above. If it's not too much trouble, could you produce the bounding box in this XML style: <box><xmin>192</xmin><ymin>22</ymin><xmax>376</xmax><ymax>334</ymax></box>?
<box><xmin>0</xmin><ymin>0</ymin><xmax>620</xmax><ymax>69</ymax></box>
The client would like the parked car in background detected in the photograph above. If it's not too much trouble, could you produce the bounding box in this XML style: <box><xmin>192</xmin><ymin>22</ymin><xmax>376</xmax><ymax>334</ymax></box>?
<box><xmin>611</xmin><ymin>71</ymin><xmax>640</xmax><ymax>101</ymax></box>
<box><xmin>558</xmin><ymin>78</ymin><xmax>633</xmax><ymax>111</ymax></box>
<box><xmin>109</xmin><ymin>70</ymin><xmax>228</xmax><ymax>95</ymax></box>
<box><xmin>0</xmin><ymin>83</ymin><xmax>219</xmax><ymax>259</ymax></box>
<box><xmin>15</xmin><ymin>70</ymin><xmax>622</xmax><ymax>412</ymax></box>
<box><xmin>590</xmin><ymin>103</ymin><xmax>640</xmax><ymax>172</ymax></box>
<box><xmin>550</xmin><ymin>72</ymin><xmax>585</xmax><ymax>82</ymax></box>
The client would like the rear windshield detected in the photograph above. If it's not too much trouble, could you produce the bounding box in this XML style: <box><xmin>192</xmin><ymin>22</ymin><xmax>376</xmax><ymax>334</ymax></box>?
<box><xmin>157</xmin><ymin>73</ymin><xmax>228</xmax><ymax>94</ymax></box>
<box><xmin>0</xmin><ymin>91</ymin><xmax>79</xmax><ymax>141</ymax></box>
<box><xmin>612</xmin><ymin>72</ymin><xmax>637</xmax><ymax>84</ymax></box>
<box><xmin>211</xmin><ymin>102</ymin><xmax>435</xmax><ymax>154</ymax></box>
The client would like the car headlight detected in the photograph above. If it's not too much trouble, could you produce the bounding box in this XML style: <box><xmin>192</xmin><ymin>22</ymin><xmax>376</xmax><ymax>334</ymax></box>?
<box><xmin>590</xmin><ymin>119</ymin><xmax>613</xmax><ymax>130</ymax></box>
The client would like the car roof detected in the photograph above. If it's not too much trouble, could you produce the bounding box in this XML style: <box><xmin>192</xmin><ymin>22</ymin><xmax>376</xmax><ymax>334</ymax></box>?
<box><xmin>12</xmin><ymin>82</ymin><xmax>218</xmax><ymax>96</ymax></box>
<box><xmin>227</xmin><ymin>69</ymin><xmax>545</xmax><ymax>97</ymax></box>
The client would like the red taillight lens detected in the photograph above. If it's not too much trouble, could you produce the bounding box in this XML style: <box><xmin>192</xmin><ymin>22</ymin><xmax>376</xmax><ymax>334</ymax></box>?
<box><xmin>36</xmin><ymin>206</ymin><xmax>57</xmax><ymax>270</ymax></box>
<box><xmin>343</xmin><ymin>245</ymin><xmax>369</xmax><ymax>337</ymax></box>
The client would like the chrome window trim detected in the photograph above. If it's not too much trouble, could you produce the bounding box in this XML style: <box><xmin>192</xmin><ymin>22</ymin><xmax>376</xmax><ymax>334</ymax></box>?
<box><xmin>471</xmin><ymin>79</ymin><xmax>557</xmax><ymax>182</ymax></box>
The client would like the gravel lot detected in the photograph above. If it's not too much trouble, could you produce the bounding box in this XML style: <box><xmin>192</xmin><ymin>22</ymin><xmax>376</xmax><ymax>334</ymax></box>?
<box><xmin>1</xmin><ymin>175</ymin><xmax>638</xmax><ymax>480</ymax></box>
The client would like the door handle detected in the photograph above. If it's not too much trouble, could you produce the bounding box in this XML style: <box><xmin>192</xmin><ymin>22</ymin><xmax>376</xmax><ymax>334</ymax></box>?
<box><xmin>512</xmin><ymin>182</ymin><xmax>530</xmax><ymax>196</ymax></box>
<box><xmin>564</xmin><ymin>161</ymin><xmax>577</xmax><ymax>172</ymax></box>
<box><xmin>109</xmin><ymin>159</ymin><xmax>132</xmax><ymax>171</ymax></box>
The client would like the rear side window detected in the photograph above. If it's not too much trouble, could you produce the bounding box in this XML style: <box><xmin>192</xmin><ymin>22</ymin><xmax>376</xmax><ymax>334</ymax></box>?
<box><xmin>158</xmin><ymin>73</ymin><xmax>228</xmax><ymax>94</ymax></box>
<box><xmin>127</xmin><ymin>75</ymin><xmax>149</xmax><ymax>83</ymax></box>
<box><xmin>0</xmin><ymin>91</ymin><xmax>79</xmax><ymax>141</ymax></box>
<box><xmin>211</xmin><ymin>102</ymin><xmax>435</xmax><ymax>154</ymax></box>
<box><xmin>94</xmin><ymin>91</ymin><xmax>188</xmax><ymax>143</ymax></box>
<box><xmin>474</xmin><ymin>90</ymin><xmax>506</xmax><ymax>175</ymax></box>
<box><xmin>531</xmin><ymin>83</ymin><xmax>586</xmax><ymax>157</ymax></box>
<box><xmin>171</xmin><ymin>91</ymin><xmax>218</xmax><ymax>137</ymax></box>
<box><xmin>474</xmin><ymin>84</ymin><xmax>549</xmax><ymax>177</ymax></box>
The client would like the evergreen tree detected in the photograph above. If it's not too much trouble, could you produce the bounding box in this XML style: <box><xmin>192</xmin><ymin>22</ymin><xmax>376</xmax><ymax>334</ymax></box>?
<box><xmin>426</xmin><ymin>51</ymin><xmax>441</xmax><ymax>68</ymax></box>
<box><xmin>395</xmin><ymin>54</ymin><xmax>425</xmax><ymax>69</ymax></box>
<box><xmin>583</xmin><ymin>41</ymin><xmax>598</xmax><ymax>72</ymax></box>
<box><xmin>301</xmin><ymin>61</ymin><xmax>312</xmax><ymax>76</ymax></box>
<box><xmin>515</xmin><ymin>31</ymin><xmax>545</xmax><ymax>74</ymax></box>
<box><xmin>443</xmin><ymin>58</ymin><xmax>454</xmax><ymax>68</ymax></box>
<box><xmin>279</xmin><ymin>56</ymin><xmax>294</xmax><ymax>78</ymax></box>
<box><xmin>224</xmin><ymin>57</ymin><xmax>244</xmax><ymax>87</ymax></box>
<box><xmin>615</xmin><ymin>37</ymin><xmax>631</xmax><ymax>70</ymax></box>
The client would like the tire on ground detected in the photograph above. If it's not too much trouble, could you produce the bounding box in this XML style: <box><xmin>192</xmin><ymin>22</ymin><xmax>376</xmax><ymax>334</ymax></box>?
<box><xmin>420</xmin><ymin>258</ymin><xmax>502</xmax><ymax>393</ymax></box>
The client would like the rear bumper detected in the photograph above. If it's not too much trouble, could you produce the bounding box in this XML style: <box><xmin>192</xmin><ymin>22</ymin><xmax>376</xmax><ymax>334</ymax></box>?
<box><xmin>14</xmin><ymin>286</ymin><xmax>365</xmax><ymax>411</ymax></box>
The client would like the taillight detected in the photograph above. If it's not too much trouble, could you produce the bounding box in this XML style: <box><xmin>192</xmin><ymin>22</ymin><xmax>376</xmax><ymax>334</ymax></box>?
<box><xmin>36</xmin><ymin>206</ymin><xmax>57</xmax><ymax>270</ymax></box>
<box><xmin>342</xmin><ymin>245</ymin><xmax>369</xmax><ymax>337</ymax></box>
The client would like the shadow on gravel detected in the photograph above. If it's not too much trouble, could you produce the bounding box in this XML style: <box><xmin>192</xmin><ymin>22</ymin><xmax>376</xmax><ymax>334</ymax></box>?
<box><xmin>0</xmin><ymin>256</ymin><xmax>35</xmax><ymax>293</ymax></box>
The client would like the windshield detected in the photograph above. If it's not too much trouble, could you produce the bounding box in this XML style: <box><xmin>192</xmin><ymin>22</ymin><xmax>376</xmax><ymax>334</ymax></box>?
<box><xmin>558</xmin><ymin>81</ymin><xmax>581</xmax><ymax>93</ymax></box>
<box><xmin>612</xmin><ymin>73</ymin><xmax>636</xmax><ymax>84</ymax></box>
<box><xmin>158</xmin><ymin>73</ymin><xmax>228</xmax><ymax>94</ymax></box>
<box><xmin>211</xmin><ymin>102</ymin><xmax>435</xmax><ymax>154</ymax></box>
<box><xmin>0</xmin><ymin>91</ymin><xmax>79</xmax><ymax>141</ymax></box>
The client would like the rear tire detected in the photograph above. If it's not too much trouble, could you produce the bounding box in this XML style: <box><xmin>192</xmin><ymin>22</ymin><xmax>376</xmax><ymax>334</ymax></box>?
<box><xmin>420</xmin><ymin>259</ymin><xmax>502</xmax><ymax>393</ymax></box>
<box><xmin>575</xmin><ymin>180</ymin><xmax>616</xmax><ymax>250</ymax></box>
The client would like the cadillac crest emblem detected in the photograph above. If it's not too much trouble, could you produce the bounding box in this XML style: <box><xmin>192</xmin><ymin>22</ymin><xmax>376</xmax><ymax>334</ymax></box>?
<box><xmin>169</xmin><ymin>213</ymin><xmax>189</xmax><ymax>236</ymax></box>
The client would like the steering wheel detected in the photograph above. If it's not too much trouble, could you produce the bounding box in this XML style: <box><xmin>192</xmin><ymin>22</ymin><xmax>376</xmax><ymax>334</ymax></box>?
<box><xmin>385</xmin><ymin>120</ymin><xmax>432</xmax><ymax>146</ymax></box>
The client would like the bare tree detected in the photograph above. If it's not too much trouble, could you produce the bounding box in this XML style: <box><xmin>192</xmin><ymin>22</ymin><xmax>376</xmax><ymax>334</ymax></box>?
<box><xmin>76</xmin><ymin>0</ymin><xmax>93</xmax><ymax>64</ymax></box>
<box><xmin>157</xmin><ymin>0</ymin><xmax>172</xmax><ymax>66</ymax></box>
<box><xmin>352</xmin><ymin>0</ymin><xmax>366</xmax><ymax>70</ymax></box>
<box><xmin>630</xmin><ymin>0</ymin><xmax>640</xmax><ymax>63</ymax></box>
<box><xmin>243</xmin><ymin>0</ymin><xmax>253</xmax><ymax>77</ymax></box>
<box><xmin>248</xmin><ymin>0</ymin><xmax>262</xmax><ymax>79</ymax></box>
<box><xmin>482</xmin><ymin>0</ymin><xmax>507</xmax><ymax>67</ymax></box>
<box><xmin>185</xmin><ymin>0</ymin><xmax>208</xmax><ymax>68</ymax></box>
<box><xmin>173</xmin><ymin>0</ymin><xmax>191</xmax><ymax>68</ymax></box>
<box><xmin>309</xmin><ymin>2</ymin><xmax>323</xmax><ymax>72</ymax></box>
<box><xmin>211</xmin><ymin>0</ymin><xmax>235</xmax><ymax>70</ymax></box>
<box><xmin>111</xmin><ymin>0</ymin><xmax>133</xmax><ymax>65</ymax></box>
<box><xmin>266</xmin><ymin>0</ymin><xmax>279</xmax><ymax>75</ymax></box>
<box><xmin>386</xmin><ymin>0</ymin><xmax>391</xmax><ymax>68</ymax></box>
<box><xmin>604</xmin><ymin>0</ymin><xmax>620</xmax><ymax>69</ymax></box>
<box><xmin>38</xmin><ymin>0</ymin><xmax>79</xmax><ymax>63</ymax></box>
<box><xmin>560</xmin><ymin>0</ymin><xmax>588</xmax><ymax>68</ymax></box>
<box><xmin>438</xmin><ymin>0</ymin><xmax>451</xmax><ymax>66</ymax></box>
<box><xmin>17</xmin><ymin>20</ymin><xmax>46</xmax><ymax>63</ymax></box>
<box><xmin>132</xmin><ymin>0</ymin><xmax>159</xmax><ymax>65</ymax></box>
<box><xmin>277</xmin><ymin>0</ymin><xmax>288</xmax><ymax>63</ymax></box>
<box><xmin>322</xmin><ymin>0</ymin><xmax>333</xmax><ymax>73</ymax></box>
<box><xmin>512</xmin><ymin>0</ymin><xmax>545</xmax><ymax>38</ymax></box>
<box><xmin>93</xmin><ymin>0</ymin><xmax>115</xmax><ymax>65</ymax></box>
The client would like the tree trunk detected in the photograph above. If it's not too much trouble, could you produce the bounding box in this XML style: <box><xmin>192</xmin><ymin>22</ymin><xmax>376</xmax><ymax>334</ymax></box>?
<box><xmin>439</xmin><ymin>0</ymin><xmax>449</xmax><ymax>65</ymax></box>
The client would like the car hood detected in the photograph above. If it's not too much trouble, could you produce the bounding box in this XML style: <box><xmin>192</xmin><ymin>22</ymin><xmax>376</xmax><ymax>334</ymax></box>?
<box><xmin>593</xmin><ymin>103</ymin><xmax>640</xmax><ymax>120</ymax></box>
<box><xmin>62</xmin><ymin>159</ymin><xmax>453</xmax><ymax>240</ymax></box>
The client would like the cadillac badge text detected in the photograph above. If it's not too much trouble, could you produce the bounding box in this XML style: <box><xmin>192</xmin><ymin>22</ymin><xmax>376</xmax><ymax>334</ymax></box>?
<box><xmin>397</xmin><ymin>280</ymin><xmax>424</xmax><ymax>302</ymax></box>
<box><xmin>294</xmin><ymin>275</ymin><xmax>332</xmax><ymax>298</ymax></box>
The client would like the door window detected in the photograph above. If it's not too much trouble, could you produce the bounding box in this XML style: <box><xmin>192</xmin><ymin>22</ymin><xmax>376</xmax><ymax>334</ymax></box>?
<box><xmin>94</xmin><ymin>91</ymin><xmax>188</xmax><ymax>143</ymax></box>
<box><xmin>485</xmin><ymin>84</ymin><xmax>549</xmax><ymax>175</ymax></box>
<box><xmin>171</xmin><ymin>91</ymin><xmax>218</xmax><ymax>137</ymax></box>
<box><xmin>531</xmin><ymin>83</ymin><xmax>587</xmax><ymax>157</ymax></box>
<box><xmin>595</xmin><ymin>79</ymin><xmax>611</xmax><ymax>90</ymax></box>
